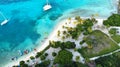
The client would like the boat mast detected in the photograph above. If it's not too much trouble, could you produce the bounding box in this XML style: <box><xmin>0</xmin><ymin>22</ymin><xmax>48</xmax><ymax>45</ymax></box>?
<box><xmin>46</xmin><ymin>0</ymin><xmax>49</xmax><ymax>5</ymax></box>
<box><xmin>0</xmin><ymin>11</ymin><xmax>6</xmax><ymax>20</ymax></box>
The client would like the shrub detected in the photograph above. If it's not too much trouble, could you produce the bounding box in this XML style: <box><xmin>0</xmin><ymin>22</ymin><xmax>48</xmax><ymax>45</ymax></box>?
<box><xmin>26</xmin><ymin>60</ymin><xmax>29</xmax><ymax>62</ymax></box>
<box><xmin>76</xmin><ymin>56</ymin><xmax>80</xmax><ymax>61</ymax></box>
<box><xmin>63</xmin><ymin>41</ymin><xmax>76</xmax><ymax>49</ymax></box>
<box><xmin>74</xmin><ymin>48</ymin><xmax>78</xmax><ymax>51</ymax></box>
<box><xmin>109</xmin><ymin>28</ymin><xmax>117</xmax><ymax>35</ymax></box>
<box><xmin>50</xmin><ymin>41</ymin><xmax>61</xmax><ymax>48</ymax></box>
<box><xmin>80</xmin><ymin>40</ymin><xmax>85</xmax><ymax>45</ymax></box>
<box><xmin>35</xmin><ymin>51</ymin><xmax>44</xmax><ymax>58</ymax></box>
<box><xmin>40</xmin><ymin>55</ymin><xmax>46</xmax><ymax>60</ymax></box>
<box><xmin>35</xmin><ymin>60</ymin><xmax>50</xmax><ymax>67</ymax></box>
<box><xmin>30</xmin><ymin>56</ymin><xmax>35</xmax><ymax>60</ymax></box>
<box><xmin>52</xmin><ymin>52</ymin><xmax>57</xmax><ymax>57</ymax></box>
<box><xmin>20</xmin><ymin>61</ymin><xmax>25</xmax><ymax>65</ymax></box>
<box><xmin>54</xmin><ymin>50</ymin><xmax>73</xmax><ymax>64</ymax></box>
<box><xmin>44</xmin><ymin>53</ymin><xmax>48</xmax><ymax>57</ymax></box>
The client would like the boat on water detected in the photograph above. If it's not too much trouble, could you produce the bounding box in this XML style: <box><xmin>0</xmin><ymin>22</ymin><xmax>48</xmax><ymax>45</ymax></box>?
<box><xmin>0</xmin><ymin>11</ymin><xmax>9</xmax><ymax>26</ymax></box>
<box><xmin>43</xmin><ymin>0</ymin><xmax>52</xmax><ymax>11</ymax></box>
<box><xmin>1</xmin><ymin>19</ymin><xmax>9</xmax><ymax>26</ymax></box>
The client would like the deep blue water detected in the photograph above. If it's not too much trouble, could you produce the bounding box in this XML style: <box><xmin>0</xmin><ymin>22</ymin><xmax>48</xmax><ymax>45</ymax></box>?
<box><xmin>0</xmin><ymin>0</ymin><xmax>117</xmax><ymax>66</ymax></box>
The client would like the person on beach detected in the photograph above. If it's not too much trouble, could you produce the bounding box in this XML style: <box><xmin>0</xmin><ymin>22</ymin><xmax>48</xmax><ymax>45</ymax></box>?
<box><xmin>34</xmin><ymin>48</ymin><xmax>37</xmax><ymax>51</ymax></box>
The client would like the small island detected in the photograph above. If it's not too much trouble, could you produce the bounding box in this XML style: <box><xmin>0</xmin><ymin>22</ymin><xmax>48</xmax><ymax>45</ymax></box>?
<box><xmin>12</xmin><ymin>14</ymin><xmax>120</xmax><ymax>67</ymax></box>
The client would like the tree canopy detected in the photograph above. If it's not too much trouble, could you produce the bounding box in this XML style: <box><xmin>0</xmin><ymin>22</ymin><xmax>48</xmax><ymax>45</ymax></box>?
<box><xmin>95</xmin><ymin>52</ymin><xmax>120</xmax><ymax>67</ymax></box>
<box><xmin>50</xmin><ymin>41</ymin><xmax>76</xmax><ymax>49</ymax></box>
<box><xmin>103</xmin><ymin>14</ymin><xmax>120</xmax><ymax>26</ymax></box>
<box><xmin>54</xmin><ymin>50</ymin><xmax>73</xmax><ymax>64</ymax></box>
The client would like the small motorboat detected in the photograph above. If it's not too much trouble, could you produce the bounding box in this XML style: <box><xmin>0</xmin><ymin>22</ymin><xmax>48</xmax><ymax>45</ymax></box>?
<box><xmin>1</xmin><ymin>19</ymin><xmax>9</xmax><ymax>26</ymax></box>
<box><xmin>43</xmin><ymin>0</ymin><xmax>52</xmax><ymax>11</ymax></box>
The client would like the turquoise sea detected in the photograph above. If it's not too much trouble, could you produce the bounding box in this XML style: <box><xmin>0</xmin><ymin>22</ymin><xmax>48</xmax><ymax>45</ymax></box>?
<box><xmin>0</xmin><ymin>0</ymin><xmax>117</xmax><ymax>66</ymax></box>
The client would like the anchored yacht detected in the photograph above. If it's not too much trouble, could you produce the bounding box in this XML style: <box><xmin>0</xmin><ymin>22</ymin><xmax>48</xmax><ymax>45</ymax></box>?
<box><xmin>43</xmin><ymin>0</ymin><xmax>52</xmax><ymax>11</ymax></box>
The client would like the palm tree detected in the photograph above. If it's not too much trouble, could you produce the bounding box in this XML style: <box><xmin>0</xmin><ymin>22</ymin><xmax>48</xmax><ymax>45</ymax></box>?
<box><xmin>62</xmin><ymin>36</ymin><xmax>65</xmax><ymax>40</ymax></box>
<box><xmin>68</xmin><ymin>17</ymin><xmax>71</xmax><ymax>23</ymax></box>
<box><xmin>57</xmin><ymin>30</ymin><xmax>60</xmax><ymax>37</ymax></box>
<box><xmin>63</xmin><ymin>31</ymin><xmax>67</xmax><ymax>35</ymax></box>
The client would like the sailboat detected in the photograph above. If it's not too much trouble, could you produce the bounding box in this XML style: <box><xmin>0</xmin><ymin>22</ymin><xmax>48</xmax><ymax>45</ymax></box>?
<box><xmin>43</xmin><ymin>0</ymin><xmax>52</xmax><ymax>11</ymax></box>
<box><xmin>0</xmin><ymin>11</ymin><xmax>9</xmax><ymax>26</ymax></box>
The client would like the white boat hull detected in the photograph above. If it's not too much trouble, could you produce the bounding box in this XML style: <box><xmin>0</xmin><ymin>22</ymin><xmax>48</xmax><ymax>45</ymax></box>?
<box><xmin>1</xmin><ymin>19</ymin><xmax>9</xmax><ymax>26</ymax></box>
<box><xmin>43</xmin><ymin>4</ymin><xmax>52</xmax><ymax>11</ymax></box>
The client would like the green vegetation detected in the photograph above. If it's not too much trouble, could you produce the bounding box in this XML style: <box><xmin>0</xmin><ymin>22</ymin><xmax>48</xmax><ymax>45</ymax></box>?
<box><xmin>64</xmin><ymin>18</ymin><xmax>94</xmax><ymax>39</ymax></box>
<box><xmin>54</xmin><ymin>50</ymin><xmax>73</xmax><ymax>64</ymax></box>
<box><xmin>80</xmin><ymin>40</ymin><xmax>85</xmax><ymax>45</ymax></box>
<box><xmin>109</xmin><ymin>28</ymin><xmax>117</xmax><ymax>35</ymax></box>
<box><xmin>111</xmin><ymin>35</ymin><xmax>120</xmax><ymax>43</ymax></box>
<box><xmin>35</xmin><ymin>51</ymin><xmax>44</xmax><ymax>58</ymax></box>
<box><xmin>78</xmin><ymin>30</ymin><xmax>119</xmax><ymax>58</ymax></box>
<box><xmin>40</xmin><ymin>55</ymin><xmax>46</xmax><ymax>60</ymax></box>
<box><xmin>52</xmin><ymin>52</ymin><xmax>57</xmax><ymax>57</ymax></box>
<box><xmin>57</xmin><ymin>61</ymin><xmax>88</xmax><ymax>67</ymax></box>
<box><xmin>44</xmin><ymin>53</ymin><xmax>48</xmax><ymax>57</ymax></box>
<box><xmin>103</xmin><ymin>14</ymin><xmax>120</xmax><ymax>26</ymax></box>
<box><xmin>75</xmin><ymin>56</ymin><xmax>80</xmax><ymax>62</ymax></box>
<box><xmin>74</xmin><ymin>48</ymin><xmax>78</xmax><ymax>51</ymax></box>
<box><xmin>35</xmin><ymin>45</ymin><xmax>51</xmax><ymax>58</ymax></box>
<box><xmin>35</xmin><ymin>60</ymin><xmax>50</xmax><ymax>67</ymax></box>
<box><xmin>30</xmin><ymin>56</ymin><xmax>35</xmax><ymax>60</ymax></box>
<box><xmin>95</xmin><ymin>52</ymin><xmax>120</xmax><ymax>67</ymax></box>
<box><xmin>50</xmin><ymin>41</ymin><xmax>76</xmax><ymax>49</ymax></box>
<box><xmin>26</xmin><ymin>60</ymin><xmax>29</xmax><ymax>62</ymax></box>
<box><xmin>19</xmin><ymin>61</ymin><xmax>28</xmax><ymax>67</ymax></box>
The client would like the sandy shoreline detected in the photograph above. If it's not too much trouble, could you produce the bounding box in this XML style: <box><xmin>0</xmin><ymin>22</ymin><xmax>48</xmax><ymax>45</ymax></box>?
<box><xmin>5</xmin><ymin>18</ymin><xmax>68</xmax><ymax>67</ymax></box>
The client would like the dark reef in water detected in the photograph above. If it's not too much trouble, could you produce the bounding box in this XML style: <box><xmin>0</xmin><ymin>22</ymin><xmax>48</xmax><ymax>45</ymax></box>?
<box><xmin>49</xmin><ymin>13</ymin><xmax>63</xmax><ymax>20</ymax></box>
<box><xmin>0</xmin><ymin>0</ymin><xmax>29</xmax><ymax>5</ymax></box>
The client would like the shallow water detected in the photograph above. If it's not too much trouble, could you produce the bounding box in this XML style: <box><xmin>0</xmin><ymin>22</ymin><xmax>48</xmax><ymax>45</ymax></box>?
<box><xmin>0</xmin><ymin>0</ymin><xmax>117</xmax><ymax>66</ymax></box>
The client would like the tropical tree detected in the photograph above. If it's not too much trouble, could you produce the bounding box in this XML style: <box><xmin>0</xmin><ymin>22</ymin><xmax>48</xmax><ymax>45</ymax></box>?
<box><xmin>109</xmin><ymin>28</ymin><xmax>117</xmax><ymax>35</ymax></box>
<box><xmin>52</xmin><ymin>52</ymin><xmax>57</xmax><ymax>57</ymax></box>
<box><xmin>40</xmin><ymin>55</ymin><xmax>46</xmax><ymax>60</ymax></box>
<box><xmin>103</xmin><ymin>14</ymin><xmax>120</xmax><ymax>26</ymax></box>
<box><xmin>30</xmin><ymin>56</ymin><xmax>35</xmax><ymax>60</ymax></box>
<box><xmin>54</xmin><ymin>50</ymin><xmax>73</xmax><ymax>64</ymax></box>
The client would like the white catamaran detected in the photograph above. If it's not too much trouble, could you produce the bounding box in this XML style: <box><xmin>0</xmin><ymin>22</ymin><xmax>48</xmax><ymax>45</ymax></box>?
<box><xmin>0</xmin><ymin>11</ymin><xmax>9</xmax><ymax>26</ymax></box>
<box><xmin>43</xmin><ymin>0</ymin><xmax>52</xmax><ymax>11</ymax></box>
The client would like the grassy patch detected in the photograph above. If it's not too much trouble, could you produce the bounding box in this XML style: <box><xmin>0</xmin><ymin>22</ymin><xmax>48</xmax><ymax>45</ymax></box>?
<box><xmin>95</xmin><ymin>52</ymin><xmax>120</xmax><ymax>67</ymax></box>
<box><xmin>78</xmin><ymin>30</ymin><xmax>119</xmax><ymax>58</ymax></box>
<box><xmin>111</xmin><ymin>35</ymin><xmax>120</xmax><ymax>43</ymax></box>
